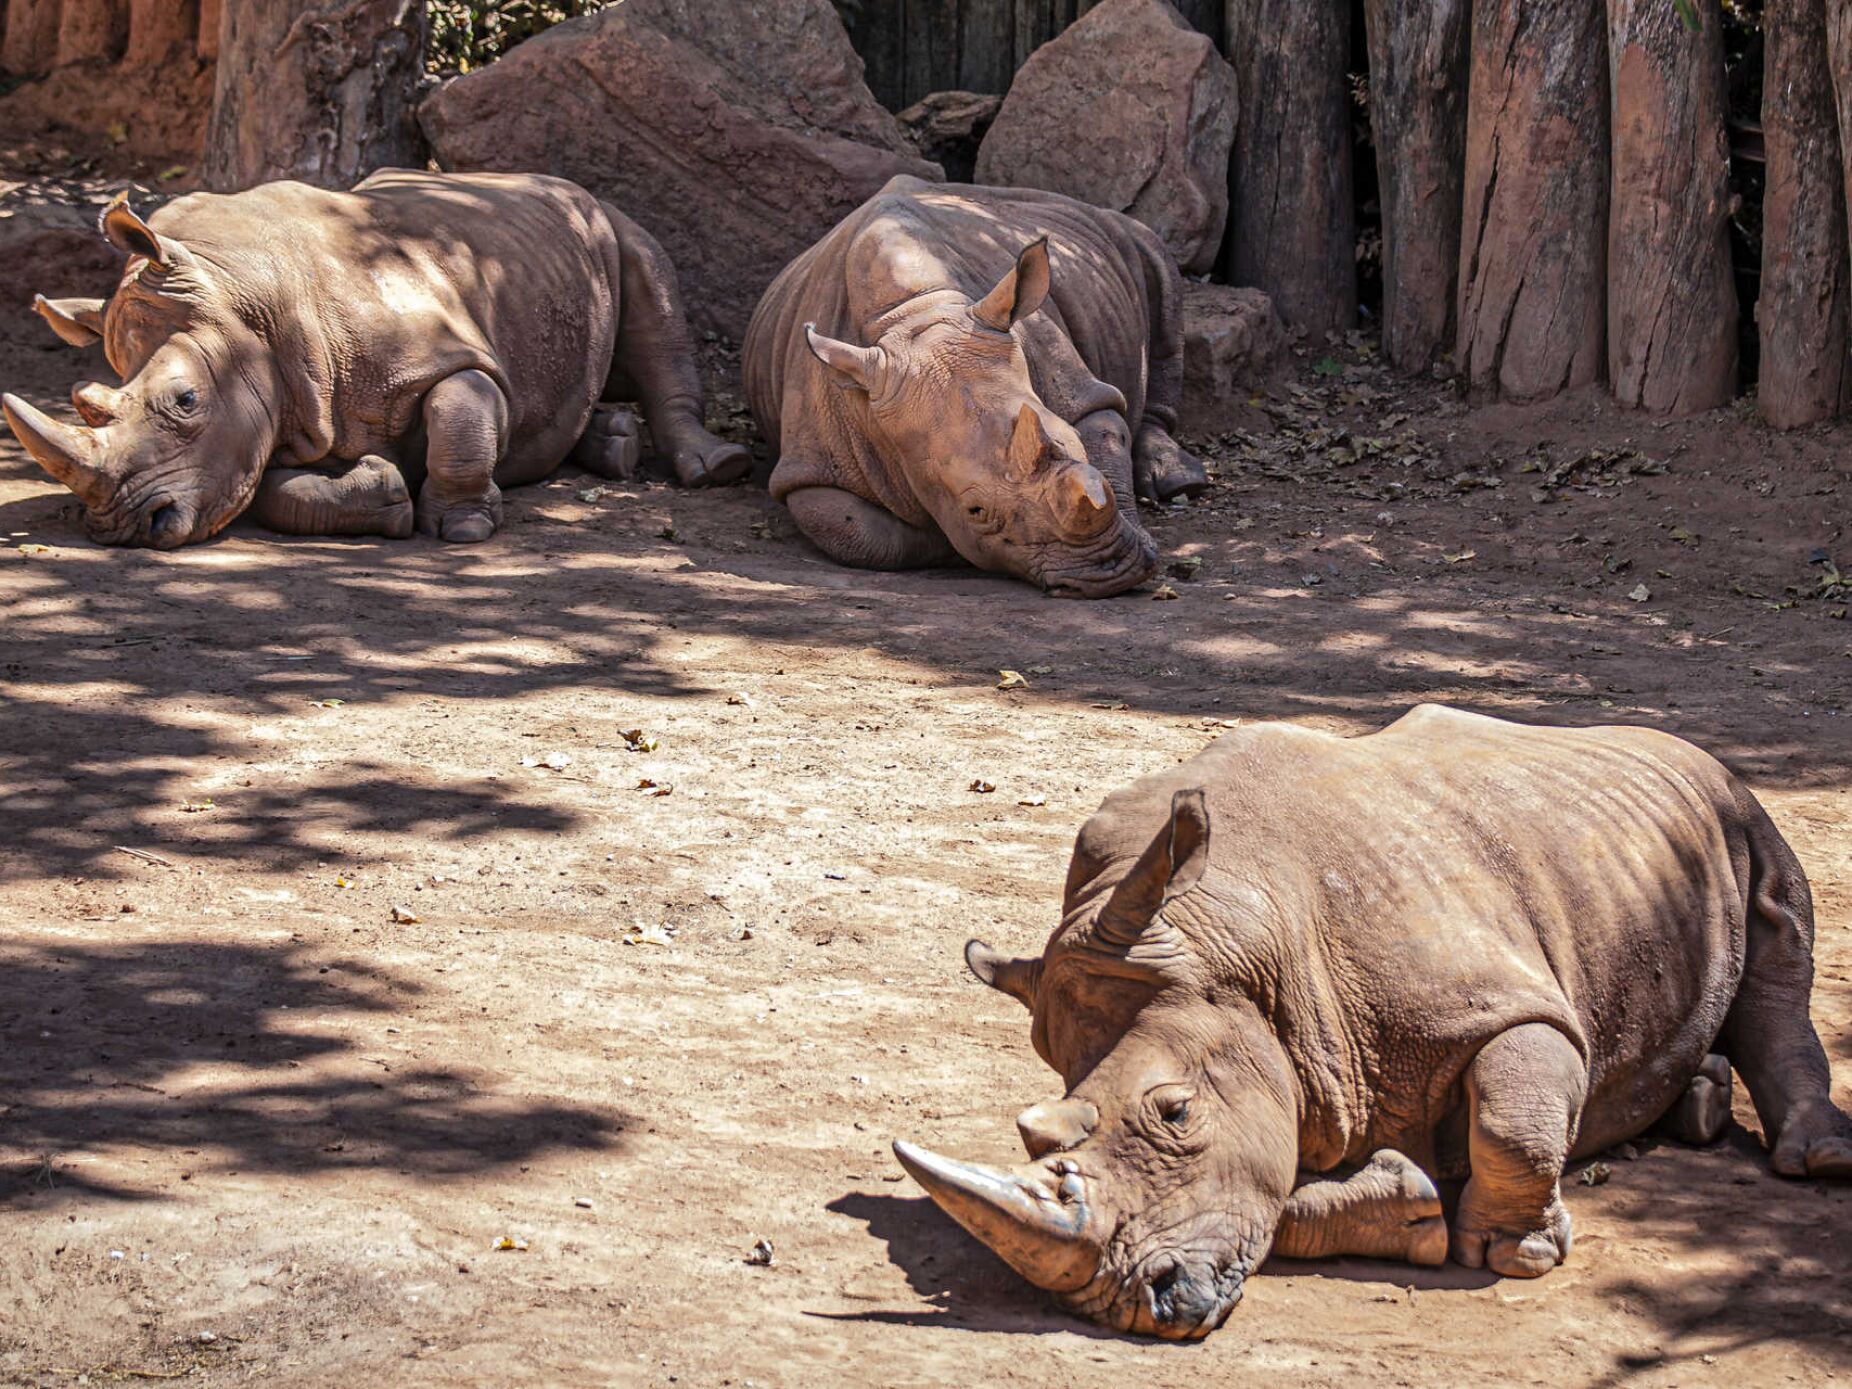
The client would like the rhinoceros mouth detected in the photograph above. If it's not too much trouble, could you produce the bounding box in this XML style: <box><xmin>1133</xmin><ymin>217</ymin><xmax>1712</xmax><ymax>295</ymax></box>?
<box><xmin>1061</xmin><ymin>1248</ymin><xmax>1249</xmax><ymax>1339</ymax></box>
<box><xmin>1033</xmin><ymin>519</ymin><xmax>1159</xmax><ymax>598</ymax></box>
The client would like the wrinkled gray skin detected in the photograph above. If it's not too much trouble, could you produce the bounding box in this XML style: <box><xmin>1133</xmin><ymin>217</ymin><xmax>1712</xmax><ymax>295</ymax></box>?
<box><xmin>3</xmin><ymin>170</ymin><xmax>746</xmax><ymax>548</ymax></box>
<box><xmin>744</xmin><ymin>177</ymin><xmax>1206</xmax><ymax>597</ymax></box>
<box><xmin>899</xmin><ymin>706</ymin><xmax>1852</xmax><ymax>1338</ymax></box>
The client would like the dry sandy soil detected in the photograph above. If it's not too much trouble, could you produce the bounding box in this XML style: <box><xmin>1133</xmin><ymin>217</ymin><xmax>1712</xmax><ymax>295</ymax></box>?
<box><xmin>1</xmin><ymin>246</ymin><xmax>1849</xmax><ymax>1385</ymax></box>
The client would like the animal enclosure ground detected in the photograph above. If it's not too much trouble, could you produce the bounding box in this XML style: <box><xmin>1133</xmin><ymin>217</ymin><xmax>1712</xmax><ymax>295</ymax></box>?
<box><xmin>1</xmin><ymin>329</ymin><xmax>1849</xmax><ymax>1387</ymax></box>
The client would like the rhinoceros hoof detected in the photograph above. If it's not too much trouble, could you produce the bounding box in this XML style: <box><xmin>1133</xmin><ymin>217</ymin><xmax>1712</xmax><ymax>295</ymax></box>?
<box><xmin>1771</xmin><ymin>1100</ymin><xmax>1852</xmax><ymax>1179</ymax></box>
<box><xmin>673</xmin><ymin>439</ymin><xmax>752</xmax><ymax>489</ymax></box>
<box><xmin>574</xmin><ymin>406</ymin><xmax>644</xmax><ymax>480</ymax></box>
<box><xmin>1134</xmin><ymin>428</ymin><xmax>1209</xmax><ymax>504</ymax></box>
<box><xmin>416</xmin><ymin>482</ymin><xmax>504</xmax><ymax>543</ymax></box>
<box><xmin>1452</xmin><ymin>1195</ymin><xmax>1572</xmax><ymax>1278</ymax></box>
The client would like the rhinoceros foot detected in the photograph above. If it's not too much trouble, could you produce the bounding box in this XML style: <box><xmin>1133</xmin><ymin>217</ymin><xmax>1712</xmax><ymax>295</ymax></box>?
<box><xmin>1771</xmin><ymin>1098</ymin><xmax>1852</xmax><ymax>1180</ymax></box>
<box><xmin>417</xmin><ymin>478</ymin><xmax>504</xmax><ymax>544</ymax></box>
<box><xmin>573</xmin><ymin>405</ymin><xmax>644</xmax><ymax>481</ymax></box>
<box><xmin>668</xmin><ymin>435</ymin><xmax>752</xmax><ymax>490</ymax></box>
<box><xmin>1452</xmin><ymin>1191</ymin><xmax>1572</xmax><ymax>1279</ymax></box>
<box><xmin>1133</xmin><ymin>423</ymin><xmax>1208</xmax><ymax>504</ymax></box>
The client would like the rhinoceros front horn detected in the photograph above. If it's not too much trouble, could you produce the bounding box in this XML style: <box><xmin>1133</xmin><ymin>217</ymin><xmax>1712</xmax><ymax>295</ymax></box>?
<box><xmin>893</xmin><ymin>1140</ymin><xmax>1100</xmax><ymax>1293</ymax></box>
<box><xmin>3</xmin><ymin>393</ymin><xmax>113</xmax><ymax>508</ymax></box>
<box><xmin>1056</xmin><ymin>463</ymin><xmax>1115</xmax><ymax>539</ymax></box>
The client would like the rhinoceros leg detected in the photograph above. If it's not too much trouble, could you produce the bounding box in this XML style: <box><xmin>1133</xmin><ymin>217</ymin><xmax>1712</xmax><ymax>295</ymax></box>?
<box><xmin>1655</xmin><ymin>1054</ymin><xmax>1733</xmax><ymax>1146</ymax></box>
<box><xmin>250</xmin><ymin>456</ymin><xmax>414</xmax><ymax>539</ymax></box>
<box><xmin>599</xmin><ymin>203</ymin><xmax>751</xmax><ymax>489</ymax></box>
<box><xmin>1133</xmin><ymin>422</ymin><xmax>1210</xmax><ymax>505</ymax></box>
<box><xmin>1126</xmin><ymin>213</ymin><xmax>1207</xmax><ymax>506</ymax></box>
<box><xmin>572</xmin><ymin>404</ymin><xmax>643</xmax><ymax>481</ymax></box>
<box><xmin>784</xmin><ymin>485</ymin><xmax>959</xmax><ymax>570</ymax></box>
<box><xmin>1273</xmin><ymin>1150</ymin><xmax>1449</xmax><ymax>1267</ymax></box>
<box><xmin>416</xmin><ymin>370</ymin><xmax>507</xmax><ymax>544</ymax></box>
<box><xmin>1452</xmin><ymin>1022</ymin><xmax>1586</xmax><ymax>1279</ymax></box>
<box><xmin>1719</xmin><ymin>818</ymin><xmax>1852</xmax><ymax>1179</ymax></box>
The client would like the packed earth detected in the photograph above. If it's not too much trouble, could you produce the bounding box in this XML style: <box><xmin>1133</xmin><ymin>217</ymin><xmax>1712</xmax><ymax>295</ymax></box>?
<box><xmin>2</xmin><ymin>202</ymin><xmax>1849</xmax><ymax>1382</ymax></box>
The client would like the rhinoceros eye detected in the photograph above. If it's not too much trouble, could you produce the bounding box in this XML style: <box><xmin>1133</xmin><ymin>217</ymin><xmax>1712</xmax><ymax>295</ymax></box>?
<box><xmin>174</xmin><ymin>388</ymin><xmax>198</xmax><ymax>412</ymax></box>
<box><xmin>1160</xmin><ymin>1098</ymin><xmax>1190</xmax><ymax>1127</ymax></box>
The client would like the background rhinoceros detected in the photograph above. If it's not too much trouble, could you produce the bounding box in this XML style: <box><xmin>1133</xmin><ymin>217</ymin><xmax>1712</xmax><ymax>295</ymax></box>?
<box><xmin>744</xmin><ymin>176</ymin><xmax>1208</xmax><ymax>598</ymax></box>
<box><xmin>898</xmin><ymin>705</ymin><xmax>1852</xmax><ymax>1338</ymax></box>
<box><xmin>3</xmin><ymin>171</ymin><xmax>748</xmax><ymax>548</ymax></box>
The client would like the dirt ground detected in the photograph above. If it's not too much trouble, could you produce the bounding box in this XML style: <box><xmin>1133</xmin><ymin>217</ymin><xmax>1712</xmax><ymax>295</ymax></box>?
<box><xmin>1</xmin><ymin>255</ymin><xmax>1849</xmax><ymax>1386</ymax></box>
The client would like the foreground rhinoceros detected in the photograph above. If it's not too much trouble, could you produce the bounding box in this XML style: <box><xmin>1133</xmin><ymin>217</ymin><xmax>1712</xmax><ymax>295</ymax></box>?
<box><xmin>3</xmin><ymin>171</ymin><xmax>747</xmax><ymax>548</ymax></box>
<box><xmin>897</xmin><ymin>705</ymin><xmax>1852</xmax><ymax>1338</ymax></box>
<box><xmin>743</xmin><ymin>176</ymin><xmax>1207</xmax><ymax>597</ymax></box>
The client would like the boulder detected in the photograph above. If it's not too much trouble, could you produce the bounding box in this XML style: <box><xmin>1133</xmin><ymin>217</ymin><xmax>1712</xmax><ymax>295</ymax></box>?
<box><xmin>1179</xmin><ymin>283</ymin><xmax>1289</xmax><ymax>433</ymax></box>
<box><xmin>974</xmin><ymin>0</ymin><xmax>1237</xmax><ymax>273</ymax></box>
<box><xmin>896</xmin><ymin>90</ymin><xmax>1002</xmax><ymax>184</ymax></box>
<box><xmin>420</xmin><ymin>0</ymin><xmax>942</xmax><ymax>340</ymax></box>
<box><xmin>0</xmin><ymin>190</ymin><xmax>124</xmax><ymax>346</ymax></box>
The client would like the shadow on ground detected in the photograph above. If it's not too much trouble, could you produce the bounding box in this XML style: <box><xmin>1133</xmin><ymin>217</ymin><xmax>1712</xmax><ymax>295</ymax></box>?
<box><xmin>0</xmin><ymin>938</ymin><xmax>630</xmax><ymax>1200</ymax></box>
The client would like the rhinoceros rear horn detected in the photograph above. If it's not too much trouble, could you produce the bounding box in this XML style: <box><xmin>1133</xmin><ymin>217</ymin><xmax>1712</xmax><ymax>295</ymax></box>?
<box><xmin>966</xmin><ymin>939</ymin><xmax>1041</xmax><ymax>1010</ymax></box>
<box><xmin>35</xmin><ymin>295</ymin><xmax>107</xmax><ymax>348</ymax></box>
<box><xmin>892</xmin><ymin>1140</ymin><xmax>1099</xmax><ymax>1293</ymax></box>
<box><xmin>1097</xmin><ymin>788</ymin><xmax>1212</xmax><ymax>948</ymax></box>
<box><xmin>973</xmin><ymin>238</ymin><xmax>1051</xmax><ymax>333</ymax></box>
<box><xmin>2</xmin><ymin>393</ymin><xmax>114</xmax><ymax>507</ymax></box>
<box><xmin>804</xmin><ymin>323</ymin><xmax>880</xmax><ymax>391</ymax></box>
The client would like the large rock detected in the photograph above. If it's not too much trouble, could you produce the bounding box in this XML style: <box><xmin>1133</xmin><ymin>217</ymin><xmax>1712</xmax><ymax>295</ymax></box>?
<box><xmin>0</xmin><ymin>190</ymin><xmax>124</xmax><ymax>346</ymax></box>
<box><xmin>1179</xmin><ymin>283</ymin><xmax>1289</xmax><ymax>433</ymax></box>
<box><xmin>896</xmin><ymin>90</ymin><xmax>1002</xmax><ymax>184</ymax></box>
<box><xmin>420</xmin><ymin>0</ymin><xmax>942</xmax><ymax>340</ymax></box>
<box><xmin>974</xmin><ymin>0</ymin><xmax>1237</xmax><ymax>273</ymax></box>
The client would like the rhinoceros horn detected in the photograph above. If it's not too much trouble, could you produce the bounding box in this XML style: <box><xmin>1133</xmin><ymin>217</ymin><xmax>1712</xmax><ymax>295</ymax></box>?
<box><xmin>2</xmin><ymin>393</ymin><xmax>114</xmax><ymax>508</ymax></box>
<box><xmin>892</xmin><ymin>1140</ymin><xmax>1100</xmax><ymax>1292</ymax></box>
<box><xmin>1095</xmin><ymin>788</ymin><xmax>1212</xmax><ymax>951</ymax></box>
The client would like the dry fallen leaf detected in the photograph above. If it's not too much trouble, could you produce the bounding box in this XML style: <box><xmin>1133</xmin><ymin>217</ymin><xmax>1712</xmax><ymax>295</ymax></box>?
<box><xmin>622</xmin><ymin>922</ymin><xmax>675</xmax><ymax>947</ymax></box>
<box><xmin>968</xmin><ymin>779</ymin><xmax>997</xmax><ymax>794</ymax></box>
<box><xmin>1578</xmin><ymin>1162</ymin><xmax>1612</xmax><ymax>1187</ymax></box>
<box><xmin>1670</xmin><ymin>526</ymin><xmax>1700</xmax><ymax>548</ymax></box>
<box><xmin>637</xmin><ymin>779</ymin><xmax>673</xmax><ymax>797</ymax></box>
<box><xmin>308</xmin><ymin>698</ymin><xmax>345</xmax><ymax>709</ymax></box>
<box><xmin>996</xmin><ymin>669</ymin><xmax>1028</xmax><ymax>690</ymax></box>
<box><xmin>621</xmin><ymin>729</ymin><xmax>660</xmax><ymax>753</ymax></box>
<box><xmin>1151</xmin><ymin>584</ymin><xmax>1181</xmax><ymax>601</ymax></box>
<box><xmin>745</xmin><ymin>1238</ymin><xmax>775</xmax><ymax>1267</ymax></box>
<box><xmin>1017</xmin><ymin>794</ymin><xmax>1047</xmax><ymax>808</ymax></box>
<box><xmin>491</xmin><ymin>1236</ymin><xmax>529</xmax><ymax>1252</ymax></box>
<box><xmin>16</xmin><ymin>543</ymin><xmax>52</xmax><ymax>557</ymax></box>
<box><xmin>1443</xmin><ymin>549</ymin><xmax>1477</xmax><ymax>565</ymax></box>
<box><xmin>179</xmin><ymin>798</ymin><xmax>215</xmax><ymax>814</ymax></box>
<box><xmin>390</xmin><ymin>905</ymin><xmax>420</xmax><ymax>924</ymax></box>
<box><xmin>1628</xmin><ymin>584</ymin><xmax>1652</xmax><ymax>603</ymax></box>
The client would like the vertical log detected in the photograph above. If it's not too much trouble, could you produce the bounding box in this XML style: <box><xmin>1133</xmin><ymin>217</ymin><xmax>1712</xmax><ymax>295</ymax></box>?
<box><xmin>903</xmin><ymin>0</ymin><xmax>957</xmax><ymax>105</ymax></box>
<box><xmin>957</xmin><ymin>0</ymin><xmax>1013</xmax><ymax>94</ymax></box>
<box><xmin>1605</xmin><ymin>0</ymin><xmax>1737</xmax><ymax>415</ymax></box>
<box><xmin>125</xmin><ymin>0</ymin><xmax>199</xmax><ymax>68</ymax></box>
<box><xmin>56</xmin><ymin>0</ymin><xmax>127</xmax><ymax>65</ymax></box>
<box><xmin>1456</xmin><ymin>0</ymin><xmax>1608</xmax><ymax>403</ymax></box>
<box><xmin>1760</xmin><ymin>0</ymin><xmax>1848</xmax><ymax>427</ymax></box>
<box><xmin>1363</xmin><ymin>0</ymin><xmax>1468</xmax><ymax>373</ymax></box>
<box><xmin>196</xmin><ymin>0</ymin><xmax>217</xmax><ymax>59</ymax></box>
<box><xmin>202</xmin><ymin>0</ymin><xmax>426</xmax><ymax>192</ymax></box>
<box><xmin>3</xmin><ymin>0</ymin><xmax>60</xmax><ymax>76</ymax></box>
<box><xmin>1223</xmin><ymin>0</ymin><xmax>1357</xmax><ymax>337</ymax></box>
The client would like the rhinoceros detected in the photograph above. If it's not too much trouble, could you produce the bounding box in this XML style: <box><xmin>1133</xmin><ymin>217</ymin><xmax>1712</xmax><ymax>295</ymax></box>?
<box><xmin>2</xmin><ymin>171</ymin><xmax>748</xmax><ymax>548</ymax></box>
<box><xmin>743</xmin><ymin>176</ymin><xmax>1207</xmax><ymax>598</ymax></box>
<box><xmin>896</xmin><ymin>706</ymin><xmax>1852</xmax><ymax>1338</ymax></box>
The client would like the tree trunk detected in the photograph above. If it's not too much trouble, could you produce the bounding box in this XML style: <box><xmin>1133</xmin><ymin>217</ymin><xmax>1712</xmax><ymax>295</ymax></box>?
<box><xmin>1362</xmin><ymin>0</ymin><xmax>1469</xmax><ymax>373</ymax></box>
<box><xmin>57</xmin><ymin>0</ymin><xmax>128</xmax><ymax>65</ymax></box>
<box><xmin>125</xmin><ymin>0</ymin><xmax>199</xmax><ymax>68</ymax></box>
<box><xmin>1222</xmin><ymin>0</ymin><xmax>1357</xmax><ymax>337</ymax></box>
<box><xmin>195</xmin><ymin>0</ymin><xmax>216</xmax><ymax>59</ymax></box>
<box><xmin>1605</xmin><ymin>0</ymin><xmax>1737</xmax><ymax>415</ymax></box>
<box><xmin>3</xmin><ymin>0</ymin><xmax>60</xmax><ymax>76</ymax></box>
<box><xmin>1456</xmin><ymin>0</ymin><xmax>1608</xmax><ymax>403</ymax></box>
<box><xmin>1760</xmin><ymin>0</ymin><xmax>1848</xmax><ymax>427</ymax></box>
<box><xmin>202</xmin><ymin>0</ymin><xmax>426</xmax><ymax>193</ymax></box>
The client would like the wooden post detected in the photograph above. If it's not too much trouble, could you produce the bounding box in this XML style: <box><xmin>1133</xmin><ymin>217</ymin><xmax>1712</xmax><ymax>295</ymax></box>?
<box><xmin>1760</xmin><ymin>0</ymin><xmax>1848</xmax><ymax>427</ymax></box>
<box><xmin>1605</xmin><ymin>0</ymin><xmax>1737</xmax><ymax>415</ymax></box>
<box><xmin>1223</xmin><ymin>0</ymin><xmax>1357</xmax><ymax>337</ymax></box>
<box><xmin>202</xmin><ymin>0</ymin><xmax>426</xmax><ymax>192</ymax></box>
<box><xmin>56</xmin><ymin>0</ymin><xmax>127</xmax><ymax>65</ymax></box>
<box><xmin>125</xmin><ymin>0</ymin><xmax>200</xmax><ymax>69</ymax></box>
<box><xmin>3</xmin><ymin>0</ymin><xmax>61</xmax><ymax>76</ymax></box>
<box><xmin>1362</xmin><ymin>0</ymin><xmax>1469</xmax><ymax>373</ymax></box>
<box><xmin>195</xmin><ymin>0</ymin><xmax>216</xmax><ymax>59</ymax></box>
<box><xmin>1456</xmin><ymin>0</ymin><xmax>1608</xmax><ymax>403</ymax></box>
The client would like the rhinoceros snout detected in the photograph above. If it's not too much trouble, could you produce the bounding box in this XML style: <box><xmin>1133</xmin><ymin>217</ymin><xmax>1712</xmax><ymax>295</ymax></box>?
<box><xmin>1142</xmin><ymin>1260</ymin><xmax>1239</xmax><ymax>1339</ymax></box>
<box><xmin>148</xmin><ymin>503</ymin><xmax>188</xmax><ymax>547</ymax></box>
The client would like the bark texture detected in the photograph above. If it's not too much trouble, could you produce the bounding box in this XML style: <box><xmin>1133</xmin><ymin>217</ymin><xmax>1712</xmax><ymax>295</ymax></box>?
<box><xmin>3</xmin><ymin>0</ymin><xmax>60</xmax><ymax>75</ymax></box>
<box><xmin>202</xmin><ymin>0</ymin><xmax>426</xmax><ymax>193</ymax></box>
<box><xmin>1761</xmin><ymin>0</ymin><xmax>1848</xmax><ymax>428</ymax></box>
<box><xmin>1456</xmin><ymin>0</ymin><xmax>1609</xmax><ymax>403</ymax></box>
<box><xmin>125</xmin><ymin>0</ymin><xmax>199</xmax><ymax>67</ymax></box>
<box><xmin>1363</xmin><ymin>0</ymin><xmax>1469</xmax><ymax>372</ymax></box>
<box><xmin>1605</xmin><ymin>0</ymin><xmax>1737</xmax><ymax>415</ymax></box>
<box><xmin>56</xmin><ymin>0</ymin><xmax>126</xmax><ymax>65</ymax></box>
<box><xmin>1223</xmin><ymin>0</ymin><xmax>1357</xmax><ymax>337</ymax></box>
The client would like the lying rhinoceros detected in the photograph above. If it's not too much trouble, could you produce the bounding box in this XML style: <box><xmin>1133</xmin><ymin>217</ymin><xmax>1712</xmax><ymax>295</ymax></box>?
<box><xmin>897</xmin><ymin>705</ymin><xmax>1852</xmax><ymax>1338</ymax></box>
<box><xmin>743</xmin><ymin>176</ymin><xmax>1207</xmax><ymax>597</ymax></box>
<box><xmin>3</xmin><ymin>171</ymin><xmax>748</xmax><ymax>547</ymax></box>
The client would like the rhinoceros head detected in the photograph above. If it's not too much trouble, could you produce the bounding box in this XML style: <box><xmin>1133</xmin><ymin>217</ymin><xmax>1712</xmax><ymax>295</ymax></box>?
<box><xmin>3</xmin><ymin>198</ymin><xmax>279</xmax><ymax>548</ymax></box>
<box><xmin>802</xmin><ymin>239</ymin><xmax>1156</xmax><ymax>597</ymax></box>
<box><xmin>896</xmin><ymin>790</ymin><xmax>1300</xmax><ymax>1339</ymax></box>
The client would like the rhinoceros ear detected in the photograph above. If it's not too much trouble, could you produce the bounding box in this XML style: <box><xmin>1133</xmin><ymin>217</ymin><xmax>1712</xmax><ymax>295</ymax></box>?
<box><xmin>100</xmin><ymin>195</ymin><xmax>176</xmax><ymax>269</ymax></box>
<box><xmin>966</xmin><ymin>939</ymin><xmax>1042</xmax><ymax>1011</ymax></box>
<box><xmin>805</xmin><ymin>323</ymin><xmax>881</xmax><ymax>392</ymax></box>
<box><xmin>972</xmin><ymin>238</ymin><xmax>1052</xmax><ymax>333</ymax></box>
<box><xmin>34</xmin><ymin>295</ymin><xmax>107</xmax><ymax>348</ymax></box>
<box><xmin>1097</xmin><ymin>789</ymin><xmax>1211</xmax><ymax>947</ymax></box>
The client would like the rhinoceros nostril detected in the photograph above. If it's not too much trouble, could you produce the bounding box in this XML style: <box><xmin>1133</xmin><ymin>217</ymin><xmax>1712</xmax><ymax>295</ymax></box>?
<box><xmin>148</xmin><ymin>504</ymin><xmax>184</xmax><ymax>543</ymax></box>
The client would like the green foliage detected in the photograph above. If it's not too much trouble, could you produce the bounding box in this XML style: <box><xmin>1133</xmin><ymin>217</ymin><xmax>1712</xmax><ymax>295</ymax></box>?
<box><xmin>427</xmin><ymin>1</ymin><xmax>617</xmax><ymax>75</ymax></box>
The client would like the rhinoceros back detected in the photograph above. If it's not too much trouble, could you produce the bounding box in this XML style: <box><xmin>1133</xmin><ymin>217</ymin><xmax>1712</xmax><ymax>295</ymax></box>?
<box><xmin>1081</xmin><ymin>707</ymin><xmax>1753</xmax><ymax>1171</ymax></box>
